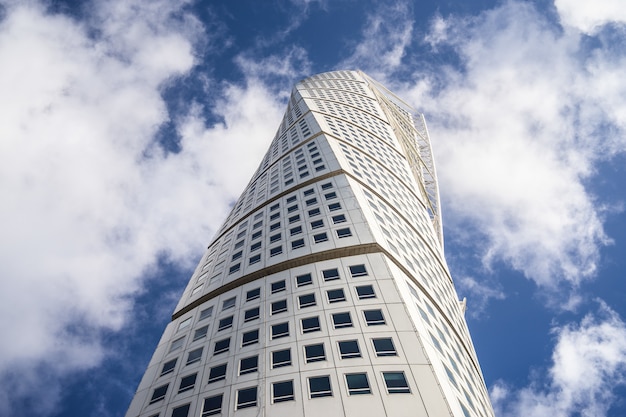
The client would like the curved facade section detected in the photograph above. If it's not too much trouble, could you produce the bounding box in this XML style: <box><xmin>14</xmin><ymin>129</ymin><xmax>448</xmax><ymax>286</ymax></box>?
<box><xmin>125</xmin><ymin>70</ymin><xmax>495</xmax><ymax>417</ymax></box>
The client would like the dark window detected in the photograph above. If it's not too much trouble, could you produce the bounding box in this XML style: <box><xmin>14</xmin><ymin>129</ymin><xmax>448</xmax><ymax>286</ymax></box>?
<box><xmin>178</xmin><ymin>373</ymin><xmax>197</xmax><ymax>393</ymax></box>
<box><xmin>161</xmin><ymin>358</ymin><xmax>177</xmax><ymax>376</ymax></box>
<box><xmin>172</xmin><ymin>403</ymin><xmax>190</xmax><ymax>417</ymax></box>
<box><xmin>272</xmin><ymin>349</ymin><xmax>291</xmax><ymax>368</ymax></box>
<box><xmin>218</xmin><ymin>316</ymin><xmax>233</xmax><ymax>331</ymax></box>
<box><xmin>270</xmin><ymin>246</ymin><xmax>283</xmax><ymax>256</ymax></box>
<box><xmin>271</xmin><ymin>322</ymin><xmax>289</xmax><ymax>339</ymax></box>
<box><xmin>301</xmin><ymin>316</ymin><xmax>321</xmax><ymax>333</ymax></box>
<box><xmin>332</xmin><ymin>312</ymin><xmax>352</xmax><ymax>329</ymax></box>
<box><xmin>327</xmin><ymin>288</ymin><xmax>346</xmax><ymax>303</ymax></box>
<box><xmin>214</xmin><ymin>338</ymin><xmax>230</xmax><ymax>355</ymax></box>
<box><xmin>328</xmin><ymin>202</ymin><xmax>342</xmax><ymax>211</ymax></box>
<box><xmin>237</xmin><ymin>387</ymin><xmax>258</xmax><ymax>409</ymax></box>
<box><xmin>337</xmin><ymin>227</ymin><xmax>352</xmax><ymax>238</ymax></box>
<box><xmin>296</xmin><ymin>273</ymin><xmax>312</xmax><ymax>287</ymax></box>
<box><xmin>364</xmin><ymin>309</ymin><xmax>386</xmax><ymax>325</ymax></box>
<box><xmin>222</xmin><ymin>297</ymin><xmax>236</xmax><ymax>310</ymax></box>
<box><xmin>286</xmin><ymin>196</ymin><xmax>297</xmax><ymax>203</ymax></box>
<box><xmin>314</xmin><ymin>233</ymin><xmax>328</xmax><ymax>243</ymax></box>
<box><xmin>356</xmin><ymin>285</ymin><xmax>375</xmax><ymax>299</ymax></box>
<box><xmin>383</xmin><ymin>372</ymin><xmax>410</xmax><ymax>393</ymax></box>
<box><xmin>251</xmin><ymin>230</ymin><xmax>262</xmax><ymax>240</ymax></box>
<box><xmin>303</xmin><ymin>189</ymin><xmax>314</xmax><ymax>196</ymax></box>
<box><xmin>311</xmin><ymin>219</ymin><xmax>324</xmax><ymax>229</ymax></box>
<box><xmin>199</xmin><ymin>306</ymin><xmax>213</xmax><ymax>321</ymax></box>
<box><xmin>250</xmin><ymin>241</ymin><xmax>262</xmax><ymax>251</ymax></box>
<box><xmin>289</xmin><ymin>214</ymin><xmax>300</xmax><ymax>223</ymax></box>
<box><xmin>231</xmin><ymin>251</ymin><xmax>242</xmax><ymax>261</ymax></box>
<box><xmin>242</xmin><ymin>329</ymin><xmax>259</xmax><ymax>347</ymax></box>
<box><xmin>149</xmin><ymin>384</ymin><xmax>168</xmax><ymax>403</ymax></box>
<box><xmin>305</xmin><ymin>343</ymin><xmax>326</xmax><ymax>363</ymax></box>
<box><xmin>308</xmin><ymin>208</ymin><xmax>321</xmax><ymax>217</ymax></box>
<box><xmin>270</xmin><ymin>212</ymin><xmax>280</xmax><ymax>221</ymax></box>
<box><xmin>346</xmin><ymin>373</ymin><xmax>371</xmax><ymax>395</ymax></box>
<box><xmin>321</xmin><ymin>182</ymin><xmax>333</xmax><ymax>190</ymax></box>
<box><xmin>239</xmin><ymin>355</ymin><xmax>258</xmax><ymax>375</ymax></box>
<box><xmin>322</xmin><ymin>268</ymin><xmax>340</xmax><ymax>281</ymax></box>
<box><xmin>332</xmin><ymin>214</ymin><xmax>346</xmax><ymax>224</ymax></box>
<box><xmin>193</xmin><ymin>325</ymin><xmax>208</xmax><ymax>341</ymax></box>
<box><xmin>253</xmin><ymin>221</ymin><xmax>263</xmax><ymax>229</ymax></box>
<box><xmin>273</xmin><ymin>380</ymin><xmax>295</xmax><ymax>403</ymax></box>
<box><xmin>291</xmin><ymin>238</ymin><xmax>305</xmax><ymax>249</ymax></box>
<box><xmin>234</xmin><ymin>240</ymin><xmax>244</xmax><ymax>249</ymax></box>
<box><xmin>201</xmin><ymin>394</ymin><xmax>223</xmax><ymax>416</ymax></box>
<box><xmin>270</xmin><ymin>233</ymin><xmax>281</xmax><ymax>243</ymax></box>
<box><xmin>306</xmin><ymin>197</ymin><xmax>317</xmax><ymax>206</ymax></box>
<box><xmin>244</xmin><ymin>307</ymin><xmax>260</xmax><ymax>322</ymax></box>
<box><xmin>287</xmin><ymin>204</ymin><xmax>298</xmax><ymax>213</ymax></box>
<box><xmin>246</xmin><ymin>288</ymin><xmax>260</xmax><ymax>301</ymax></box>
<box><xmin>207</xmin><ymin>363</ymin><xmax>227</xmax><ymax>384</ymax></box>
<box><xmin>270</xmin><ymin>222</ymin><xmax>281</xmax><ymax>231</ymax></box>
<box><xmin>373</xmin><ymin>338</ymin><xmax>397</xmax><ymax>356</ymax></box>
<box><xmin>186</xmin><ymin>347</ymin><xmax>203</xmax><ymax>365</ymax></box>
<box><xmin>271</xmin><ymin>299</ymin><xmax>288</xmax><ymax>315</ymax></box>
<box><xmin>309</xmin><ymin>376</ymin><xmax>332</xmax><ymax>398</ymax></box>
<box><xmin>229</xmin><ymin>263</ymin><xmax>240</xmax><ymax>274</ymax></box>
<box><xmin>290</xmin><ymin>226</ymin><xmax>302</xmax><ymax>236</ymax></box>
<box><xmin>325</xmin><ymin>192</ymin><xmax>337</xmax><ymax>200</ymax></box>
<box><xmin>338</xmin><ymin>340</ymin><xmax>361</xmax><ymax>359</ymax></box>
<box><xmin>298</xmin><ymin>293</ymin><xmax>316</xmax><ymax>308</ymax></box>
<box><xmin>349</xmin><ymin>265</ymin><xmax>368</xmax><ymax>277</ymax></box>
<box><xmin>271</xmin><ymin>280</ymin><xmax>286</xmax><ymax>294</ymax></box>
<box><xmin>270</xmin><ymin>203</ymin><xmax>280</xmax><ymax>211</ymax></box>
<box><xmin>249</xmin><ymin>254</ymin><xmax>261</xmax><ymax>264</ymax></box>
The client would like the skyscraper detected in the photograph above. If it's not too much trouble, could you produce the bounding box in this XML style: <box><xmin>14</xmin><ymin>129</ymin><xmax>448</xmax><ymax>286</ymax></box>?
<box><xmin>125</xmin><ymin>70</ymin><xmax>495</xmax><ymax>417</ymax></box>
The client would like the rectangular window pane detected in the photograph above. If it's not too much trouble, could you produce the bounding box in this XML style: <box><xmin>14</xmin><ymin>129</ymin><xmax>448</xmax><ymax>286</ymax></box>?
<box><xmin>222</xmin><ymin>297</ymin><xmax>236</xmax><ymax>310</ymax></box>
<box><xmin>186</xmin><ymin>347</ymin><xmax>203</xmax><ymax>365</ymax></box>
<box><xmin>244</xmin><ymin>307</ymin><xmax>260</xmax><ymax>322</ymax></box>
<box><xmin>201</xmin><ymin>394</ymin><xmax>223</xmax><ymax>417</ymax></box>
<box><xmin>301</xmin><ymin>316</ymin><xmax>321</xmax><ymax>333</ymax></box>
<box><xmin>383</xmin><ymin>372</ymin><xmax>410</xmax><ymax>393</ymax></box>
<box><xmin>199</xmin><ymin>306</ymin><xmax>213</xmax><ymax>321</ymax></box>
<box><xmin>346</xmin><ymin>373</ymin><xmax>371</xmax><ymax>395</ymax></box>
<box><xmin>242</xmin><ymin>329</ymin><xmax>259</xmax><ymax>347</ymax></box>
<box><xmin>327</xmin><ymin>288</ymin><xmax>346</xmax><ymax>303</ymax></box>
<box><xmin>298</xmin><ymin>293</ymin><xmax>316</xmax><ymax>308</ymax></box>
<box><xmin>296</xmin><ymin>273</ymin><xmax>312</xmax><ymax>287</ymax></box>
<box><xmin>272</xmin><ymin>349</ymin><xmax>291</xmax><ymax>368</ymax></box>
<box><xmin>218</xmin><ymin>316</ymin><xmax>233</xmax><ymax>331</ymax></box>
<box><xmin>161</xmin><ymin>358</ymin><xmax>177</xmax><ymax>376</ymax></box>
<box><xmin>271</xmin><ymin>322</ymin><xmax>289</xmax><ymax>339</ymax></box>
<box><xmin>349</xmin><ymin>264</ymin><xmax>368</xmax><ymax>277</ymax></box>
<box><xmin>364</xmin><ymin>309</ymin><xmax>385</xmax><ymax>325</ymax></box>
<box><xmin>208</xmin><ymin>363</ymin><xmax>227</xmax><ymax>383</ymax></box>
<box><xmin>338</xmin><ymin>340</ymin><xmax>361</xmax><ymax>359</ymax></box>
<box><xmin>373</xmin><ymin>338</ymin><xmax>397</xmax><ymax>356</ymax></box>
<box><xmin>172</xmin><ymin>404</ymin><xmax>190</xmax><ymax>417</ymax></box>
<box><xmin>178</xmin><ymin>373</ymin><xmax>197</xmax><ymax>393</ymax></box>
<box><xmin>291</xmin><ymin>238</ymin><xmax>305</xmax><ymax>249</ymax></box>
<box><xmin>214</xmin><ymin>338</ymin><xmax>230</xmax><ymax>355</ymax></box>
<box><xmin>356</xmin><ymin>285</ymin><xmax>375</xmax><ymax>299</ymax></box>
<box><xmin>273</xmin><ymin>380</ymin><xmax>295</xmax><ymax>403</ymax></box>
<box><xmin>309</xmin><ymin>376</ymin><xmax>332</xmax><ymax>398</ymax></box>
<box><xmin>246</xmin><ymin>288</ymin><xmax>260</xmax><ymax>301</ymax></box>
<box><xmin>237</xmin><ymin>387</ymin><xmax>258</xmax><ymax>409</ymax></box>
<box><xmin>150</xmin><ymin>384</ymin><xmax>168</xmax><ymax>404</ymax></box>
<box><xmin>271</xmin><ymin>280</ymin><xmax>286</xmax><ymax>293</ymax></box>
<box><xmin>305</xmin><ymin>344</ymin><xmax>326</xmax><ymax>363</ymax></box>
<box><xmin>332</xmin><ymin>214</ymin><xmax>346</xmax><ymax>224</ymax></box>
<box><xmin>239</xmin><ymin>355</ymin><xmax>259</xmax><ymax>375</ymax></box>
<box><xmin>322</xmin><ymin>268</ymin><xmax>340</xmax><ymax>281</ymax></box>
<box><xmin>332</xmin><ymin>312</ymin><xmax>352</xmax><ymax>329</ymax></box>
<box><xmin>271</xmin><ymin>299</ymin><xmax>288</xmax><ymax>315</ymax></box>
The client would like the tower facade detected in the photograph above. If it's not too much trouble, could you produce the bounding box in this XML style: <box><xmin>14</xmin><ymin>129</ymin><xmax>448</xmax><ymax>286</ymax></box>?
<box><xmin>126</xmin><ymin>70</ymin><xmax>494</xmax><ymax>417</ymax></box>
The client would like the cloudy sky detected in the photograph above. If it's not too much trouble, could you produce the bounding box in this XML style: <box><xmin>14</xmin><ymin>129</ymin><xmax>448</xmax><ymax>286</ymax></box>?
<box><xmin>1</xmin><ymin>0</ymin><xmax>626</xmax><ymax>416</ymax></box>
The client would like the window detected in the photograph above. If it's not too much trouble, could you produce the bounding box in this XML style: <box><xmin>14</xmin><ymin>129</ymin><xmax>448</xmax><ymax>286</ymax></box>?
<box><xmin>250</xmin><ymin>241</ymin><xmax>262</xmax><ymax>251</ymax></box>
<box><xmin>178</xmin><ymin>373</ymin><xmax>197</xmax><ymax>393</ymax></box>
<box><xmin>305</xmin><ymin>343</ymin><xmax>326</xmax><ymax>362</ymax></box>
<box><xmin>337</xmin><ymin>227</ymin><xmax>352</xmax><ymax>238</ymax></box>
<box><xmin>244</xmin><ymin>307</ymin><xmax>260</xmax><ymax>322</ymax></box>
<box><xmin>290</xmin><ymin>226</ymin><xmax>302</xmax><ymax>236</ymax></box>
<box><xmin>306</xmin><ymin>197</ymin><xmax>317</xmax><ymax>206</ymax></box>
<box><xmin>214</xmin><ymin>338</ymin><xmax>230</xmax><ymax>355</ymax></box>
<box><xmin>246</xmin><ymin>288</ymin><xmax>260</xmax><ymax>302</ymax></box>
<box><xmin>296</xmin><ymin>273</ymin><xmax>312</xmax><ymax>287</ymax></box>
<box><xmin>149</xmin><ymin>384</ymin><xmax>168</xmax><ymax>404</ymax></box>
<box><xmin>332</xmin><ymin>312</ymin><xmax>352</xmax><ymax>329</ymax></box>
<box><xmin>249</xmin><ymin>254</ymin><xmax>261</xmax><ymax>264</ymax></box>
<box><xmin>346</xmin><ymin>373</ymin><xmax>371</xmax><ymax>395</ymax></box>
<box><xmin>338</xmin><ymin>340</ymin><xmax>361</xmax><ymax>359</ymax></box>
<box><xmin>321</xmin><ymin>182</ymin><xmax>333</xmax><ymax>190</ymax></box>
<box><xmin>301</xmin><ymin>316</ymin><xmax>321</xmax><ymax>333</ymax></box>
<box><xmin>322</xmin><ymin>268</ymin><xmax>340</xmax><ymax>281</ymax></box>
<box><xmin>349</xmin><ymin>264</ymin><xmax>368</xmax><ymax>277</ymax></box>
<box><xmin>186</xmin><ymin>347</ymin><xmax>203</xmax><ymax>365</ymax></box>
<box><xmin>178</xmin><ymin>317</ymin><xmax>192</xmax><ymax>331</ymax></box>
<box><xmin>270</xmin><ymin>212</ymin><xmax>280</xmax><ymax>221</ymax></box>
<box><xmin>373</xmin><ymin>338</ymin><xmax>397</xmax><ymax>356</ymax></box>
<box><xmin>328</xmin><ymin>202</ymin><xmax>342</xmax><ymax>211</ymax></box>
<box><xmin>325</xmin><ymin>192</ymin><xmax>337</xmax><ymax>200</ymax></box>
<box><xmin>222</xmin><ymin>297</ymin><xmax>236</xmax><ymax>311</ymax></box>
<box><xmin>383</xmin><ymin>372</ymin><xmax>410</xmax><ymax>393</ymax></box>
<box><xmin>291</xmin><ymin>238</ymin><xmax>305</xmax><ymax>249</ymax></box>
<box><xmin>286</xmin><ymin>196</ymin><xmax>297</xmax><ymax>203</ymax></box>
<box><xmin>199</xmin><ymin>306</ymin><xmax>213</xmax><ymax>321</ymax></box>
<box><xmin>303</xmin><ymin>188</ymin><xmax>314</xmax><ymax>196</ymax></box>
<box><xmin>287</xmin><ymin>203</ymin><xmax>298</xmax><ymax>212</ymax></box>
<box><xmin>289</xmin><ymin>214</ymin><xmax>300</xmax><ymax>223</ymax></box>
<box><xmin>253</xmin><ymin>221</ymin><xmax>263</xmax><ymax>229</ymax></box>
<box><xmin>270</xmin><ymin>233</ymin><xmax>281</xmax><ymax>243</ymax></box>
<box><xmin>364</xmin><ymin>309</ymin><xmax>386</xmax><ymax>325</ymax></box>
<box><xmin>172</xmin><ymin>404</ymin><xmax>190</xmax><ymax>417</ymax></box>
<box><xmin>272</xmin><ymin>348</ymin><xmax>291</xmax><ymax>368</ymax></box>
<box><xmin>270</xmin><ymin>203</ymin><xmax>280</xmax><ymax>211</ymax></box>
<box><xmin>236</xmin><ymin>387</ymin><xmax>257</xmax><ymax>409</ymax></box>
<box><xmin>356</xmin><ymin>285</ymin><xmax>376</xmax><ymax>299</ymax></box>
<box><xmin>308</xmin><ymin>208</ymin><xmax>321</xmax><ymax>217</ymax></box>
<box><xmin>270</xmin><ymin>246</ymin><xmax>283</xmax><ymax>256</ymax></box>
<box><xmin>327</xmin><ymin>288</ymin><xmax>346</xmax><ymax>303</ymax></box>
<box><xmin>208</xmin><ymin>363</ymin><xmax>227</xmax><ymax>383</ymax></box>
<box><xmin>313</xmin><ymin>232</ymin><xmax>328</xmax><ymax>243</ymax></box>
<box><xmin>217</xmin><ymin>316</ymin><xmax>233</xmax><ymax>331</ymax></box>
<box><xmin>309</xmin><ymin>376</ymin><xmax>332</xmax><ymax>398</ymax></box>
<box><xmin>201</xmin><ymin>394</ymin><xmax>223</xmax><ymax>416</ymax></box>
<box><xmin>161</xmin><ymin>358</ymin><xmax>177</xmax><ymax>376</ymax></box>
<box><xmin>242</xmin><ymin>329</ymin><xmax>259</xmax><ymax>347</ymax></box>
<box><xmin>193</xmin><ymin>325</ymin><xmax>208</xmax><ymax>341</ymax></box>
<box><xmin>234</xmin><ymin>240</ymin><xmax>244</xmax><ymax>249</ymax></box>
<box><xmin>231</xmin><ymin>251</ymin><xmax>242</xmax><ymax>261</ymax></box>
<box><xmin>251</xmin><ymin>230</ymin><xmax>262</xmax><ymax>240</ymax></box>
<box><xmin>228</xmin><ymin>263</ymin><xmax>240</xmax><ymax>274</ymax></box>
<box><xmin>272</xmin><ymin>380</ymin><xmax>295</xmax><ymax>403</ymax></box>
<box><xmin>271</xmin><ymin>322</ymin><xmax>289</xmax><ymax>339</ymax></box>
<box><xmin>169</xmin><ymin>337</ymin><xmax>185</xmax><ymax>353</ymax></box>
<box><xmin>271</xmin><ymin>300</ymin><xmax>288</xmax><ymax>315</ymax></box>
<box><xmin>311</xmin><ymin>219</ymin><xmax>324</xmax><ymax>229</ymax></box>
<box><xmin>270</xmin><ymin>222</ymin><xmax>281</xmax><ymax>231</ymax></box>
<box><xmin>271</xmin><ymin>280</ymin><xmax>286</xmax><ymax>294</ymax></box>
<box><xmin>239</xmin><ymin>355</ymin><xmax>258</xmax><ymax>375</ymax></box>
<box><xmin>298</xmin><ymin>293</ymin><xmax>316</xmax><ymax>308</ymax></box>
<box><xmin>332</xmin><ymin>214</ymin><xmax>347</xmax><ymax>224</ymax></box>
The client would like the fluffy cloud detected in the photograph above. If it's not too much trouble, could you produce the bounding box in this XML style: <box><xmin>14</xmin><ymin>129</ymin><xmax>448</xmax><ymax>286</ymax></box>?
<box><xmin>491</xmin><ymin>303</ymin><xmax>626</xmax><ymax>416</ymax></box>
<box><xmin>555</xmin><ymin>0</ymin><xmax>626</xmax><ymax>34</ymax></box>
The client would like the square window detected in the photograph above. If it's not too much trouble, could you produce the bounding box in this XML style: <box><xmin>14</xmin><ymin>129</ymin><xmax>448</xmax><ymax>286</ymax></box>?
<box><xmin>332</xmin><ymin>214</ymin><xmax>346</xmax><ymax>224</ymax></box>
<box><xmin>296</xmin><ymin>273</ymin><xmax>312</xmax><ymax>287</ymax></box>
<box><xmin>150</xmin><ymin>384</ymin><xmax>168</xmax><ymax>404</ymax></box>
<box><xmin>217</xmin><ymin>316</ymin><xmax>233</xmax><ymax>331</ymax></box>
<box><xmin>311</xmin><ymin>219</ymin><xmax>324</xmax><ymax>229</ymax></box>
<box><xmin>270</xmin><ymin>233</ymin><xmax>282</xmax><ymax>243</ymax></box>
<box><xmin>332</xmin><ymin>312</ymin><xmax>352</xmax><ymax>329</ymax></box>
<box><xmin>207</xmin><ymin>363</ymin><xmax>227</xmax><ymax>383</ymax></box>
<box><xmin>239</xmin><ymin>355</ymin><xmax>258</xmax><ymax>375</ymax></box>
<box><xmin>214</xmin><ymin>338</ymin><xmax>230</xmax><ymax>355</ymax></box>
<box><xmin>328</xmin><ymin>202</ymin><xmax>342</xmax><ymax>211</ymax></box>
<box><xmin>199</xmin><ymin>306</ymin><xmax>213</xmax><ymax>321</ymax></box>
<box><xmin>193</xmin><ymin>325</ymin><xmax>208</xmax><ymax>341</ymax></box>
<box><xmin>383</xmin><ymin>372</ymin><xmax>410</xmax><ymax>393</ymax></box>
<box><xmin>272</xmin><ymin>349</ymin><xmax>292</xmax><ymax>368</ymax></box>
<box><xmin>271</xmin><ymin>322</ymin><xmax>289</xmax><ymax>339</ymax></box>
<box><xmin>186</xmin><ymin>347</ymin><xmax>203</xmax><ymax>365</ymax></box>
<box><xmin>222</xmin><ymin>297</ymin><xmax>236</xmax><ymax>311</ymax></box>
<box><xmin>249</xmin><ymin>254</ymin><xmax>261</xmax><ymax>265</ymax></box>
<box><xmin>169</xmin><ymin>337</ymin><xmax>185</xmax><ymax>353</ymax></box>
<box><xmin>246</xmin><ymin>288</ymin><xmax>260</xmax><ymax>302</ymax></box>
<box><xmin>308</xmin><ymin>208</ymin><xmax>321</xmax><ymax>217</ymax></box>
<box><xmin>271</xmin><ymin>280</ymin><xmax>286</xmax><ymax>294</ymax></box>
<box><xmin>244</xmin><ymin>307</ymin><xmax>260</xmax><ymax>322</ymax></box>
<box><xmin>364</xmin><ymin>309</ymin><xmax>386</xmax><ymax>325</ymax></box>
<box><xmin>290</xmin><ymin>226</ymin><xmax>303</xmax><ymax>236</ymax></box>
<box><xmin>178</xmin><ymin>373</ymin><xmax>197</xmax><ymax>393</ymax></box>
<box><xmin>289</xmin><ymin>214</ymin><xmax>300</xmax><ymax>223</ymax></box>
<box><xmin>301</xmin><ymin>316</ymin><xmax>321</xmax><ymax>333</ymax></box>
<box><xmin>270</xmin><ymin>246</ymin><xmax>283</xmax><ymax>257</ymax></box>
<box><xmin>172</xmin><ymin>403</ymin><xmax>190</xmax><ymax>417</ymax></box>
<box><xmin>306</xmin><ymin>197</ymin><xmax>318</xmax><ymax>206</ymax></box>
<box><xmin>271</xmin><ymin>299</ymin><xmax>288</xmax><ymax>315</ymax></box>
<box><xmin>298</xmin><ymin>293</ymin><xmax>316</xmax><ymax>308</ymax></box>
<box><xmin>327</xmin><ymin>288</ymin><xmax>346</xmax><ymax>303</ymax></box>
<box><xmin>336</xmin><ymin>227</ymin><xmax>352</xmax><ymax>238</ymax></box>
<box><xmin>305</xmin><ymin>343</ymin><xmax>326</xmax><ymax>363</ymax></box>
<box><xmin>373</xmin><ymin>338</ymin><xmax>397</xmax><ymax>356</ymax></box>
<box><xmin>273</xmin><ymin>380</ymin><xmax>295</xmax><ymax>403</ymax></box>
<box><xmin>237</xmin><ymin>386</ymin><xmax>258</xmax><ymax>409</ymax></box>
<box><xmin>356</xmin><ymin>285</ymin><xmax>376</xmax><ymax>299</ymax></box>
<box><xmin>338</xmin><ymin>340</ymin><xmax>361</xmax><ymax>359</ymax></box>
<box><xmin>346</xmin><ymin>373</ymin><xmax>371</xmax><ymax>395</ymax></box>
<box><xmin>250</xmin><ymin>241</ymin><xmax>262</xmax><ymax>251</ymax></box>
<box><xmin>309</xmin><ymin>376</ymin><xmax>332</xmax><ymax>398</ymax></box>
<box><xmin>270</xmin><ymin>222</ymin><xmax>281</xmax><ymax>231</ymax></box>
<box><xmin>161</xmin><ymin>358</ymin><xmax>177</xmax><ymax>376</ymax></box>
<box><xmin>322</xmin><ymin>268</ymin><xmax>340</xmax><ymax>281</ymax></box>
<box><xmin>201</xmin><ymin>394</ymin><xmax>223</xmax><ymax>417</ymax></box>
<box><xmin>325</xmin><ymin>192</ymin><xmax>337</xmax><ymax>200</ymax></box>
<box><xmin>313</xmin><ymin>233</ymin><xmax>328</xmax><ymax>243</ymax></box>
<box><xmin>242</xmin><ymin>329</ymin><xmax>259</xmax><ymax>346</ymax></box>
<box><xmin>349</xmin><ymin>265</ymin><xmax>368</xmax><ymax>277</ymax></box>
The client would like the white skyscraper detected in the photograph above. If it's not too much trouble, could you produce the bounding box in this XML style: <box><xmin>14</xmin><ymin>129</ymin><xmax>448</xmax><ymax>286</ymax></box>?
<box><xmin>125</xmin><ymin>70</ymin><xmax>495</xmax><ymax>417</ymax></box>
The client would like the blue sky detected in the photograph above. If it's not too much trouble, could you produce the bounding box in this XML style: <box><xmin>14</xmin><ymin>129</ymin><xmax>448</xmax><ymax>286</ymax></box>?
<box><xmin>1</xmin><ymin>0</ymin><xmax>626</xmax><ymax>416</ymax></box>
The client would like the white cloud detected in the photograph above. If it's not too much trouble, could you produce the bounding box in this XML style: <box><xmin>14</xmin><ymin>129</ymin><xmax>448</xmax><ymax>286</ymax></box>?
<box><xmin>555</xmin><ymin>0</ymin><xmax>626</xmax><ymax>34</ymax></box>
<box><xmin>492</xmin><ymin>302</ymin><xmax>626</xmax><ymax>417</ymax></box>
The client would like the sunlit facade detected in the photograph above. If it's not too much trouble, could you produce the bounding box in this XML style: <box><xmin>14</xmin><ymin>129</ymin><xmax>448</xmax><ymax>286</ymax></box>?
<box><xmin>125</xmin><ymin>70</ymin><xmax>495</xmax><ymax>417</ymax></box>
